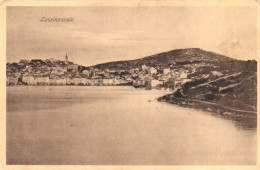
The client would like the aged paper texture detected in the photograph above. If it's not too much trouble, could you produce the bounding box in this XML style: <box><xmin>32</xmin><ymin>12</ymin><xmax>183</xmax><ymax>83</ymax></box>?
<box><xmin>0</xmin><ymin>0</ymin><xmax>259</xmax><ymax>170</ymax></box>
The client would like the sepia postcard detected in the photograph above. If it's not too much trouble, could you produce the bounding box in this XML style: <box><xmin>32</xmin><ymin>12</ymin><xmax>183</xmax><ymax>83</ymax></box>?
<box><xmin>0</xmin><ymin>0</ymin><xmax>259</xmax><ymax>170</ymax></box>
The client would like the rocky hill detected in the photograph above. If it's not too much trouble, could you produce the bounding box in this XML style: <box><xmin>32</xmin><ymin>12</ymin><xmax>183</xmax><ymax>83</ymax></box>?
<box><xmin>91</xmin><ymin>48</ymin><xmax>252</xmax><ymax>71</ymax></box>
<box><xmin>153</xmin><ymin>49</ymin><xmax>257</xmax><ymax>129</ymax></box>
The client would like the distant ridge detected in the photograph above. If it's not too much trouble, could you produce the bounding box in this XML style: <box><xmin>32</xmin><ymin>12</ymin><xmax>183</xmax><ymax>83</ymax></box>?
<box><xmin>90</xmin><ymin>48</ymin><xmax>240</xmax><ymax>70</ymax></box>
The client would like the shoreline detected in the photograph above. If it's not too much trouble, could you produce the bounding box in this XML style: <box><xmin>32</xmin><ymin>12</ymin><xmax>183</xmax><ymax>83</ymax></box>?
<box><xmin>157</xmin><ymin>95</ymin><xmax>257</xmax><ymax>129</ymax></box>
<box><xmin>6</xmin><ymin>85</ymin><xmax>174</xmax><ymax>92</ymax></box>
<box><xmin>7</xmin><ymin>85</ymin><xmax>256</xmax><ymax>129</ymax></box>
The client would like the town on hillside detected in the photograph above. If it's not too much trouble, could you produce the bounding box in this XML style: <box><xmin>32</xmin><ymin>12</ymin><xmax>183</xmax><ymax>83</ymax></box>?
<box><xmin>6</xmin><ymin>53</ymin><xmax>231</xmax><ymax>90</ymax></box>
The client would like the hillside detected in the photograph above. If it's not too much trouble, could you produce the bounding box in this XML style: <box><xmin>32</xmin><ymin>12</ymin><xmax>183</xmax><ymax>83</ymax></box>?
<box><xmin>158</xmin><ymin>67</ymin><xmax>257</xmax><ymax>129</ymax></box>
<box><xmin>91</xmin><ymin>48</ymin><xmax>244</xmax><ymax>71</ymax></box>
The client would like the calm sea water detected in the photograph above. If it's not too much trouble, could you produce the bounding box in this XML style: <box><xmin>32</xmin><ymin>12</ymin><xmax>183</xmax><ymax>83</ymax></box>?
<box><xmin>6</xmin><ymin>86</ymin><xmax>256</xmax><ymax>165</ymax></box>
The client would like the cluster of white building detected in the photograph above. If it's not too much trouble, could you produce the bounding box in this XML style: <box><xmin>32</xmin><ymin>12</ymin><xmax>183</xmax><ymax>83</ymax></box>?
<box><xmin>11</xmin><ymin>76</ymin><xmax>131</xmax><ymax>86</ymax></box>
<box><xmin>6</xmin><ymin>52</ymin><xmax>198</xmax><ymax>90</ymax></box>
<box><xmin>7</xmin><ymin>63</ymin><xmax>194</xmax><ymax>91</ymax></box>
<box><xmin>132</xmin><ymin>65</ymin><xmax>193</xmax><ymax>89</ymax></box>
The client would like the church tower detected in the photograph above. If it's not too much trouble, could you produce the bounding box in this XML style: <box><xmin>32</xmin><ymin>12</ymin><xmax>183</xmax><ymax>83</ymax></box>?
<box><xmin>65</xmin><ymin>53</ymin><xmax>68</xmax><ymax>64</ymax></box>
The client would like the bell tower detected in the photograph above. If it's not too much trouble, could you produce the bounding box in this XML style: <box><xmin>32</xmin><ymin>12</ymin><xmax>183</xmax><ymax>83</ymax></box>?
<box><xmin>65</xmin><ymin>53</ymin><xmax>68</xmax><ymax>64</ymax></box>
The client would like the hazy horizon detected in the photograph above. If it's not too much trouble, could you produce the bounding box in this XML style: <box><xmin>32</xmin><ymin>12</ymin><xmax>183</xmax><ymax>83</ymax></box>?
<box><xmin>6</xmin><ymin>48</ymin><xmax>256</xmax><ymax>68</ymax></box>
<box><xmin>7</xmin><ymin>6</ymin><xmax>257</xmax><ymax>66</ymax></box>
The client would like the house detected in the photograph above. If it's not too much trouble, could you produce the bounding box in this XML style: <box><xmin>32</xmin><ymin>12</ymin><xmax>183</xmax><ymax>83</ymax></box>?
<box><xmin>117</xmin><ymin>79</ymin><xmax>127</xmax><ymax>85</ymax></box>
<box><xmin>88</xmin><ymin>78</ymin><xmax>103</xmax><ymax>85</ymax></box>
<box><xmin>148</xmin><ymin>67</ymin><xmax>157</xmax><ymax>74</ymax></box>
<box><xmin>103</xmin><ymin>79</ymin><xmax>109</xmax><ymax>85</ymax></box>
<box><xmin>150</xmin><ymin>79</ymin><xmax>162</xmax><ymax>87</ymax></box>
<box><xmin>142</xmin><ymin>65</ymin><xmax>148</xmax><ymax>70</ymax></box>
<box><xmin>22</xmin><ymin>76</ymin><xmax>37</xmax><ymax>85</ymax></box>
<box><xmin>7</xmin><ymin>77</ymin><xmax>19</xmax><ymax>85</ymax></box>
<box><xmin>49</xmin><ymin>78</ymin><xmax>58</xmax><ymax>85</ymax></box>
<box><xmin>88</xmin><ymin>79</ymin><xmax>96</xmax><ymax>86</ymax></box>
<box><xmin>180</xmin><ymin>72</ymin><xmax>188</xmax><ymax>79</ymax></box>
<box><xmin>51</xmin><ymin>67</ymin><xmax>66</xmax><ymax>75</ymax></box>
<box><xmin>163</xmin><ymin>68</ymin><xmax>170</xmax><ymax>74</ymax></box>
<box><xmin>212</xmin><ymin>71</ymin><xmax>223</xmax><ymax>77</ymax></box>
<box><xmin>49</xmin><ymin>78</ymin><xmax>66</xmax><ymax>85</ymax></box>
<box><xmin>36</xmin><ymin>77</ymin><xmax>49</xmax><ymax>85</ymax></box>
<box><xmin>67</xmin><ymin>64</ymin><xmax>78</xmax><ymax>72</ymax></box>
<box><xmin>113</xmin><ymin>79</ymin><xmax>120</xmax><ymax>85</ymax></box>
<box><xmin>14</xmin><ymin>73</ymin><xmax>21</xmax><ymax>77</ymax></box>
<box><xmin>129</xmin><ymin>69</ymin><xmax>135</xmax><ymax>74</ymax></box>
<box><xmin>102</xmin><ymin>78</ymin><xmax>114</xmax><ymax>85</ymax></box>
<box><xmin>68</xmin><ymin>77</ymin><xmax>87</xmax><ymax>85</ymax></box>
<box><xmin>82</xmin><ymin>70</ymin><xmax>90</xmax><ymax>75</ymax></box>
<box><xmin>134</xmin><ymin>68</ymin><xmax>140</xmax><ymax>73</ymax></box>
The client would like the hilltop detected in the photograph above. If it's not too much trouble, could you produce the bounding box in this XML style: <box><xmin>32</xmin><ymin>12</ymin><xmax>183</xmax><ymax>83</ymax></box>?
<box><xmin>91</xmin><ymin>48</ymin><xmax>243</xmax><ymax>70</ymax></box>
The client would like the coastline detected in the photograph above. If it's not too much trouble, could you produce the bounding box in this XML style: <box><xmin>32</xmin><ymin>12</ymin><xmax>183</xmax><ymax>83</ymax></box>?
<box><xmin>8</xmin><ymin>85</ymin><xmax>256</xmax><ymax>130</ymax></box>
<box><xmin>157</xmin><ymin>94</ymin><xmax>257</xmax><ymax>129</ymax></box>
<box><xmin>7</xmin><ymin>85</ymin><xmax>257</xmax><ymax>129</ymax></box>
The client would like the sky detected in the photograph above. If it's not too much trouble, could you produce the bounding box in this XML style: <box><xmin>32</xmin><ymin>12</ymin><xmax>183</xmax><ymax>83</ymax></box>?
<box><xmin>7</xmin><ymin>6</ymin><xmax>257</xmax><ymax>66</ymax></box>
